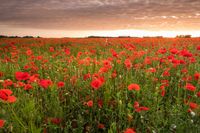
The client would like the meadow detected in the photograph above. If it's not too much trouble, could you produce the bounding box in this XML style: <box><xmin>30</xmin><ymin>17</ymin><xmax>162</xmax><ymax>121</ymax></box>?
<box><xmin>0</xmin><ymin>37</ymin><xmax>200</xmax><ymax>133</ymax></box>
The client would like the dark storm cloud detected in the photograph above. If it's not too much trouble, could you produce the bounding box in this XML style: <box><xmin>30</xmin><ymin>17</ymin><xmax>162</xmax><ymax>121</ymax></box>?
<box><xmin>0</xmin><ymin>0</ymin><xmax>200</xmax><ymax>30</ymax></box>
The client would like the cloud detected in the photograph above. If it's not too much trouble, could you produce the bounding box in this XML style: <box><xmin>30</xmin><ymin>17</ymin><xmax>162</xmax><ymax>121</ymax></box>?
<box><xmin>0</xmin><ymin>0</ymin><xmax>200</xmax><ymax>31</ymax></box>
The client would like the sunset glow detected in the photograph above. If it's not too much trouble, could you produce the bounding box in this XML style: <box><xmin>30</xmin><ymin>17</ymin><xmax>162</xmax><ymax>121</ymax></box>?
<box><xmin>0</xmin><ymin>0</ymin><xmax>200</xmax><ymax>37</ymax></box>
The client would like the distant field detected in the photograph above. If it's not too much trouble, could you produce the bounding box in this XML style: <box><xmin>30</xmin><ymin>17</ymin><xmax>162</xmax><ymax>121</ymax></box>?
<box><xmin>0</xmin><ymin>37</ymin><xmax>200</xmax><ymax>132</ymax></box>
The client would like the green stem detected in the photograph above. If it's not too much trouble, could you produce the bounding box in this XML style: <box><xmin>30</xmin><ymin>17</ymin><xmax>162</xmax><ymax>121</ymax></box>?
<box><xmin>8</xmin><ymin>103</ymin><xmax>27</xmax><ymax>130</ymax></box>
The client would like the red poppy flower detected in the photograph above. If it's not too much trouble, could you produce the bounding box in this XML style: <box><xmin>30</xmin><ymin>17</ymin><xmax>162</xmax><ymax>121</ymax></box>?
<box><xmin>0</xmin><ymin>89</ymin><xmax>17</xmax><ymax>103</ymax></box>
<box><xmin>3</xmin><ymin>80</ymin><xmax>13</xmax><ymax>88</ymax></box>
<box><xmin>24</xmin><ymin>84</ymin><xmax>33</xmax><ymax>91</ymax></box>
<box><xmin>26</xmin><ymin>49</ymin><xmax>33</xmax><ymax>56</ymax></box>
<box><xmin>90</xmin><ymin>78</ymin><xmax>104</xmax><ymax>90</ymax></box>
<box><xmin>111</xmin><ymin>70</ymin><xmax>117</xmax><ymax>79</ymax></box>
<box><xmin>158</xmin><ymin>48</ymin><xmax>167</xmax><ymax>54</ymax></box>
<box><xmin>124</xmin><ymin>59</ymin><xmax>132</xmax><ymax>70</ymax></box>
<box><xmin>185</xmin><ymin>83</ymin><xmax>196</xmax><ymax>91</ymax></box>
<box><xmin>87</xmin><ymin>100</ymin><xmax>93</xmax><ymax>107</ymax></box>
<box><xmin>15</xmin><ymin>72</ymin><xmax>30</xmax><ymax>81</ymax></box>
<box><xmin>98</xmin><ymin>123</ymin><xmax>105</xmax><ymax>129</ymax></box>
<box><xmin>161</xmin><ymin>89</ymin><xmax>166</xmax><ymax>97</ymax></box>
<box><xmin>39</xmin><ymin>79</ymin><xmax>52</xmax><ymax>89</ymax></box>
<box><xmin>57</xmin><ymin>81</ymin><xmax>65</xmax><ymax>88</ymax></box>
<box><xmin>133</xmin><ymin>101</ymin><xmax>139</xmax><ymax>108</ymax></box>
<box><xmin>98</xmin><ymin>99</ymin><xmax>103</xmax><ymax>108</ymax></box>
<box><xmin>189</xmin><ymin>102</ymin><xmax>198</xmax><ymax>110</ymax></box>
<box><xmin>197</xmin><ymin>92</ymin><xmax>200</xmax><ymax>97</ymax></box>
<box><xmin>49</xmin><ymin>47</ymin><xmax>55</xmax><ymax>52</ymax></box>
<box><xmin>170</xmin><ymin>48</ymin><xmax>179</xmax><ymax>54</ymax></box>
<box><xmin>194</xmin><ymin>73</ymin><xmax>200</xmax><ymax>80</ymax></box>
<box><xmin>128</xmin><ymin>84</ymin><xmax>140</xmax><ymax>91</ymax></box>
<box><xmin>197</xmin><ymin>45</ymin><xmax>200</xmax><ymax>51</ymax></box>
<box><xmin>124</xmin><ymin>128</ymin><xmax>136</xmax><ymax>133</ymax></box>
<box><xmin>83</xmin><ymin>73</ymin><xmax>91</xmax><ymax>80</ymax></box>
<box><xmin>139</xmin><ymin>107</ymin><xmax>149</xmax><ymax>111</ymax></box>
<box><xmin>51</xmin><ymin>118</ymin><xmax>62</xmax><ymax>125</ymax></box>
<box><xmin>65</xmin><ymin>48</ymin><xmax>70</xmax><ymax>55</ymax></box>
<box><xmin>162</xmin><ymin>71</ymin><xmax>170</xmax><ymax>77</ymax></box>
<box><xmin>0</xmin><ymin>119</ymin><xmax>5</xmax><ymax>128</ymax></box>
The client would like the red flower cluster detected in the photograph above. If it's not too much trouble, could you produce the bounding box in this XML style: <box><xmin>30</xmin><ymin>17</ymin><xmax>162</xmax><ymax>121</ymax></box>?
<box><xmin>15</xmin><ymin>72</ymin><xmax>30</xmax><ymax>81</ymax></box>
<box><xmin>0</xmin><ymin>89</ymin><xmax>17</xmax><ymax>103</ymax></box>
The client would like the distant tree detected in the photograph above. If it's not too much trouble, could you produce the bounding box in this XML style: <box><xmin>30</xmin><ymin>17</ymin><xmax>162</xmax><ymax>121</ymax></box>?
<box><xmin>23</xmin><ymin>36</ymin><xmax>34</xmax><ymax>38</ymax></box>
<box><xmin>176</xmin><ymin>35</ymin><xmax>191</xmax><ymax>38</ymax></box>
<box><xmin>0</xmin><ymin>35</ymin><xmax>7</xmax><ymax>38</ymax></box>
<box><xmin>118</xmin><ymin>36</ymin><xmax>131</xmax><ymax>38</ymax></box>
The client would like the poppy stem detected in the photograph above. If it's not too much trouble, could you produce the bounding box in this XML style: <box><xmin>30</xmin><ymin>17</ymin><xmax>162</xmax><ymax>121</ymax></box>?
<box><xmin>8</xmin><ymin>103</ymin><xmax>27</xmax><ymax>130</ymax></box>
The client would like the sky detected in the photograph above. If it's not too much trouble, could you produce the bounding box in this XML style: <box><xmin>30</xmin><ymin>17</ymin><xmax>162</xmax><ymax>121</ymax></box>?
<box><xmin>0</xmin><ymin>0</ymin><xmax>200</xmax><ymax>37</ymax></box>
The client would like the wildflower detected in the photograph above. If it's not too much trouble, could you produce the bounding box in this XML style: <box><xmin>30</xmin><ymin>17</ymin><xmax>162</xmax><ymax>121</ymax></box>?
<box><xmin>197</xmin><ymin>45</ymin><xmax>200</xmax><ymax>51</ymax></box>
<box><xmin>98</xmin><ymin>99</ymin><xmax>103</xmax><ymax>108</ymax></box>
<box><xmin>24</xmin><ymin>84</ymin><xmax>33</xmax><ymax>91</ymax></box>
<box><xmin>133</xmin><ymin>101</ymin><xmax>139</xmax><ymax>108</ymax></box>
<box><xmin>98</xmin><ymin>123</ymin><xmax>105</xmax><ymax>129</ymax></box>
<box><xmin>185</xmin><ymin>83</ymin><xmax>196</xmax><ymax>91</ymax></box>
<box><xmin>197</xmin><ymin>92</ymin><xmax>200</xmax><ymax>97</ymax></box>
<box><xmin>124</xmin><ymin>128</ymin><xmax>136</xmax><ymax>133</ymax></box>
<box><xmin>87</xmin><ymin>100</ymin><xmax>93</xmax><ymax>107</ymax></box>
<box><xmin>26</xmin><ymin>49</ymin><xmax>33</xmax><ymax>56</ymax></box>
<box><xmin>65</xmin><ymin>48</ymin><xmax>70</xmax><ymax>55</ymax></box>
<box><xmin>83</xmin><ymin>73</ymin><xmax>91</xmax><ymax>80</ymax></box>
<box><xmin>0</xmin><ymin>119</ymin><xmax>5</xmax><ymax>128</ymax></box>
<box><xmin>162</xmin><ymin>71</ymin><xmax>170</xmax><ymax>77</ymax></box>
<box><xmin>15</xmin><ymin>72</ymin><xmax>30</xmax><ymax>81</ymax></box>
<box><xmin>0</xmin><ymin>89</ymin><xmax>17</xmax><ymax>103</ymax></box>
<box><xmin>57</xmin><ymin>81</ymin><xmax>65</xmax><ymax>88</ymax></box>
<box><xmin>124</xmin><ymin>59</ymin><xmax>132</xmax><ymax>70</ymax></box>
<box><xmin>158</xmin><ymin>48</ymin><xmax>167</xmax><ymax>54</ymax></box>
<box><xmin>39</xmin><ymin>79</ymin><xmax>52</xmax><ymax>89</ymax></box>
<box><xmin>128</xmin><ymin>84</ymin><xmax>140</xmax><ymax>91</ymax></box>
<box><xmin>161</xmin><ymin>89</ymin><xmax>166</xmax><ymax>97</ymax></box>
<box><xmin>111</xmin><ymin>70</ymin><xmax>117</xmax><ymax>79</ymax></box>
<box><xmin>29</xmin><ymin>74</ymin><xmax>39</xmax><ymax>83</ymax></box>
<box><xmin>133</xmin><ymin>101</ymin><xmax>149</xmax><ymax>112</ymax></box>
<box><xmin>189</xmin><ymin>102</ymin><xmax>198</xmax><ymax>110</ymax></box>
<box><xmin>90</xmin><ymin>77</ymin><xmax>104</xmax><ymax>90</ymax></box>
<box><xmin>170</xmin><ymin>48</ymin><xmax>179</xmax><ymax>54</ymax></box>
<box><xmin>51</xmin><ymin>118</ymin><xmax>62</xmax><ymax>125</ymax></box>
<box><xmin>3</xmin><ymin>79</ymin><xmax>13</xmax><ymax>88</ymax></box>
<box><xmin>147</xmin><ymin>68</ymin><xmax>156</xmax><ymax>73</ymax></box>
<box><xmin>49</xmin><ymin>47</ymin><xmax>54</xmax><ymax>52</ymax></box>
<box><xmin>194</xmin><ymin>73</ymin><xmax>200</xmax><ymax>80</ymax></box>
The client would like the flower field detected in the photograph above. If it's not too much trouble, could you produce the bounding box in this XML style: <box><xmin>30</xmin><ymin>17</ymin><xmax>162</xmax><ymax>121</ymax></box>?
<box><xmin>0</xmin><ymin>37</ymin><xmax>200</xmax><ymax>132</ymax></box>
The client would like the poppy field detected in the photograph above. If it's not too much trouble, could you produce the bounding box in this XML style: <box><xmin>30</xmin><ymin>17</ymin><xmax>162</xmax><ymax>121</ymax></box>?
<box><xmin>0</xmin><ymin>37</ymin><xmax>200</xmax><ymax>133</ymax></box>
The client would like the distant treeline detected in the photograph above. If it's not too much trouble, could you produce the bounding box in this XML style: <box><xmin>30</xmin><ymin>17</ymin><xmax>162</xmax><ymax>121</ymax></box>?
<box><xmin>0</xmin><ymin>35</ymin><xmax>194</xmax><ymax>39</ymax></box>
<box><xmin>0</xmin><ymin>35</ymin><xmax>41</xmax><ymax>38</ymax></box>
<box><xmin>176</xmin><ymin>35</ymin><xmax>191</xmax><ymax>38</ymax></box>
